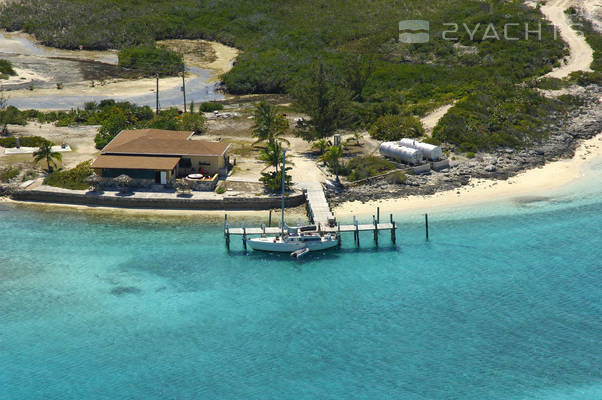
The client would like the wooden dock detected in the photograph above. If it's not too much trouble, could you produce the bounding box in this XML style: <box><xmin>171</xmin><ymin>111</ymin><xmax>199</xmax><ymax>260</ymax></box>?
<box><xmin>224</xmin><ymin>210</ymin><xmax>399</xmax><ymax>249</ymax></box>
<box><xmin>302</xmin><ymin>182</ymin><xmax>334</xmax><ymax>225</ymax></box>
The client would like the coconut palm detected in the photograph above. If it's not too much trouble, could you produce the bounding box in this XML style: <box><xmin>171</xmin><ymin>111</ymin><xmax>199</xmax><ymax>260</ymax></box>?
<box><xmin>311</xmin><ymin>138</ymin><xmax>329</xmax><ymax>154</ymax></box>
<box><xmin>320</xmin><ymin>145</ymin><xmax>344</xmax><ymax>182</ymax></box>
<box><xmin>33</xmin><ymin>141</ymin><xmax>62</xmax><ymax>172</ymax></box>
<box><xmin>252</xmin><ymin>100</ymin><xmax>289</xmax><ymax>145</ymax></box>
<box><xmin>259</xmin><ymin>140</ymin><xmax>283</xmax><ymax>173</ymax></box>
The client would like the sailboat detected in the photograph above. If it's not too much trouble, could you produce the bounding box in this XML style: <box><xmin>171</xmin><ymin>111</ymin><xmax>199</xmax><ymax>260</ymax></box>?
<box><xmin>246</xmin><ymin>150</ymin><xmax>339</xmax><ymax>256</ymax></box>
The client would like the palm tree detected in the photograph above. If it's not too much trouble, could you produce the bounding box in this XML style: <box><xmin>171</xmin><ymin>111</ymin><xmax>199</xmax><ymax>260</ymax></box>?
<box><xmin>252</xmin><ymin>100</ymin><xmax>289</xmax><ymax>145</ymax></box>
<box><xmin>311</xmin><ymin>138</ymin><xmax>329</xmax><ymax>154</ymax></box>
<box><xmin>259</xmin><ymin>140</ymin><xmax>283</xmax><ymax>173</ymax></box>
<box><xmin>33</xmin><ymin>141</ymin><xmax>62</xmax><ymax>172</ymax></box>
<box><xmin>320</xmin><ymin>145</ymin><xmax>344</xmax><ymax>182</ymax></box>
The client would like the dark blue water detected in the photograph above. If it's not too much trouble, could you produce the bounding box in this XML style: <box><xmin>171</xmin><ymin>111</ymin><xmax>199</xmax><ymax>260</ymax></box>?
<box><xmin>1</xmin><ymin>184</ymin><xmax>601</xmax><ymax>399</ymax></box>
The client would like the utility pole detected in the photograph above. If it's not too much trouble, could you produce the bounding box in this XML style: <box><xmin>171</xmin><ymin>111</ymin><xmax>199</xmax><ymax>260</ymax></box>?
<box><xmin>182</xmin><ymin>64</ymin><xmax>187</xmax><ymax>113</ymax></box>
<box><xmin>155</xmin><ymin>73</ymin><xmax>160</xmax><ymax>115</ymax></box>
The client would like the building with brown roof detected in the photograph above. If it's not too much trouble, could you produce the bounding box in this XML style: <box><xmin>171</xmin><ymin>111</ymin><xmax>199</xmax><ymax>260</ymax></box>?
<box><xmin>91</xmin><ymin>129</ymin><xmax>230</xmax><ymax>186</ymax></box>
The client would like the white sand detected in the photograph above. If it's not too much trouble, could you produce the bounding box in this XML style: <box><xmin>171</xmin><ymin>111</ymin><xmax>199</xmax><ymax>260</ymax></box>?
<box><xmin>541</xmin><ymin>0</ymin><xmax>594</xmax><ymax>78</ymax></box>
<box><xmin>421</xmin><ymin>103</ymin><xmax>454</xmax><ymax>135</ymax></box>
<box><xmin>333</xmin><ymin>133</ymin><xmax>602</xmax><ymax>217</ymax></box>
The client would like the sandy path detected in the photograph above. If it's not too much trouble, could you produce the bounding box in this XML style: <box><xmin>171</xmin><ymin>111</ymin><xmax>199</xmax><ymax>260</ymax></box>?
<box><xmin>541</xmin><ymin>0</ymin><xmax>594</xmax><ymax>78</ymax></box>
<box><xmin>420</xmin><ymin>103</ymin><xmax>454</xmax><ymax>136</ymax></box>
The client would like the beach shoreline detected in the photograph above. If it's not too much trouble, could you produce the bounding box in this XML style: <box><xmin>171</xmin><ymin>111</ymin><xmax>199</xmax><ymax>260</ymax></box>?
<box><xmin>3</xmin><ymin>132</ymin><xmax>601</xmax><ymax>221</ymax></box>
<box><xmin>333</xmin><ymin>132</ymin><xmax>602</xmax><ymax>217</ymax></box>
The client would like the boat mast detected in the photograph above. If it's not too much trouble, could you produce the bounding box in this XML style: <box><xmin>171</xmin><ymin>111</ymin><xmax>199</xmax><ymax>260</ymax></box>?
<box><xmin>281</xmin><ymin>149</ymin><xmax>286</xmax><ymax>235</ymax></box>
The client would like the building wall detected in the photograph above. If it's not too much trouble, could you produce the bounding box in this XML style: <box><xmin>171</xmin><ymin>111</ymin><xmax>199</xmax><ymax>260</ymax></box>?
<box><xmin>178</xmin><ymin>155</ymin><xmax>226</xmax><ymax>176</ymax></box>
<box><xmin>94</xmin><ymin>168</ymin><xmax>176</xmax><ymax>187</ymax></box>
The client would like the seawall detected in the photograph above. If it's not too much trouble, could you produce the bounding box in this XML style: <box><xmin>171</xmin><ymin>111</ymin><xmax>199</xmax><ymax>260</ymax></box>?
<box><xmin>10</xmin><ymin>189</ymin><xmax>306</xmax><ymax>211</ymax></box>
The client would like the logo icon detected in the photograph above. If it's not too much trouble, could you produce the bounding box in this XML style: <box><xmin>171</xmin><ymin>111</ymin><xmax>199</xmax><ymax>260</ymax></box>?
<box><xmin>399</xmin><ymin>20</ymin><xmax>430</xmax><ymax>43</ymax></box>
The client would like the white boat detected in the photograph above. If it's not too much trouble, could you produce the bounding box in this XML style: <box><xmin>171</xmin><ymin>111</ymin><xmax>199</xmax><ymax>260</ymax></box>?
<box><xmin>247</xmin><ymin>229</ymin><xmax>339</xmax><ymax>253</ymax></box>
<box><xmin>246</xmin><ymin>150</ymin><xmax>338</xmax><ymax>256</ymax></box>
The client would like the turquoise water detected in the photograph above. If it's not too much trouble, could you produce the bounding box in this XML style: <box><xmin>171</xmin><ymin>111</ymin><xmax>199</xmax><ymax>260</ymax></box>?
<box><xmin>1</xmin><ymin>164</ymin><xmax>601</xmax><ymax>399</ymax></box>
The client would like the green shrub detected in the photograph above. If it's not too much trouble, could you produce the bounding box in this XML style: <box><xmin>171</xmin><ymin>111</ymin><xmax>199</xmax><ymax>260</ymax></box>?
<box><xmin>199</xmin><ymin>102</ymin><xmax>224</xmax><ymax>112</ymax></box>
<box><xmin>45</xmin><ymin>160</ymin><xmax>94</xmax><ymax>190</ymax></box>
<box><xmin>369</xmin><ymin>114</ymin><xmax>424</xmax><ymax>141</ymax></box>
<box><xmin>0</xmin><ymin>136</ymin><xmax>51</xmax><ymax>148</ymax></box>
<box><xmin>259</xmin><ymin>169</ymin><xmax>292</xmax><ymax>192</ymax></box>
<box><xmin>215</xmin><ymin>184</ymin><xmax>226</xmax><ymax>194</ymax></box>
<box><xmin>466</xmin><ymin>151</ymin><xmax>475</xmax><ymax>158</ymax></box>
<box><xmin>386</xmin><ymin>170</ymin><xmax>407</xmax><ymax>184</ymax></box>
<box><xmin>0</xmin><ymin>166</ymin><xmax>20</xmax><ymax>182</ymax></box>
<box><xmin>534</xmin><ymin>77</ymin><xmax>570</xmax><ymax>90</ymax></box>
<box><xmin>118</xmin><ymin>46</ymin><xmax>184</xmax><ymax>76</ymax></box>
<box><xmin>0</xmin><ymin>59</ymin><xmax>16</xmax><ymax>77</ymax></box>
<box><xmin>568</xmin><ymin>71</ymin><xmax>602</xmax><ymax>86</ymax></box>
<box><xmin>344</xmin><ymin>156</ymin><xmax>396</xmax><ymax>182</ymax></box>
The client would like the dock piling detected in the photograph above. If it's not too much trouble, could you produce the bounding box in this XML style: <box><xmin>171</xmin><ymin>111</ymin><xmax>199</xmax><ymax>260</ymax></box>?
<box><xmin>390</xmin><ymin>214</ymin><xmax>396</xmax><ymax>244</ymax></box>
<box><xmin>377</xmin><ymin>207</ymin><xmax>380</xmax><ymax>223</ymax></box>
<box><xmin>373</xmin><ymin>215</ymin><xmax>378</xmax><ymax>246</ymax></box>
<box><xmin>268</xmin><ymin>210</ymin><xmax>272</xmax><ymax>227</ymax></box>
<box><xmin>425</xmin><ymin>213</ymin><xmax>429</xmax><ymax>240</ymax></box>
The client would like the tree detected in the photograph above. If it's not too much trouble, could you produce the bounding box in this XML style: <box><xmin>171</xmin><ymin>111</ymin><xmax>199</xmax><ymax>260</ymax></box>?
<box><xmin>94</xmin><ymin>108</ymin><xmax>129</xmax><ymax>149</ymax></box>
<box><xmin>179</xmin><ymin>112</ymin><xmax>206</xmax><ymax>133</ymax></box>
<box><xmin>251</xmin><ymin>100</ymin><xmax>288</xmax><ymax>145</ymax></box>
<box><xmin>311</xmin><ymin>138</ymin><xmax>329</xmax><ymax>154</ymax></box>
<box><xmin>33</xmin><ymin>141</ymin><xmax>62</xmax><ymax>172</ymax></box>
<box><xmin>343</xmin><ymin>54</ymin><xmax>375</xmax><ymax>102</ymax></box>
<box><xmin>259</xmin><ymin>140</ymin><xmax>283</xmax><ymax>173</ymax></box>
<box><xmin>369</xmin><ymin>114</ymin><xmax>424</xmax><ymax>141</ymax></box>
<box><xmin>320</xmin><ymin>145</ymin><xmax>343</xmax><ymax>169</ymax></box>
<box><xmin>294</xmin><ymin>62</ymin><xmax>351</xmax><ymax>142</ymax></box>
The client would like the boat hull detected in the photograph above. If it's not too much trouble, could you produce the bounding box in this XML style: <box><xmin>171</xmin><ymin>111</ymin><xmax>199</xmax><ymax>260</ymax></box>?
<box><xmin>247</xmin><ymin>237</ymin><xmax>338</xmax><ymax>253</ymax></box>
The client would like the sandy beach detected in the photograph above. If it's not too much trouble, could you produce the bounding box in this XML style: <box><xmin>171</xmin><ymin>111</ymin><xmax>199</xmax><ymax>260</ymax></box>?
<box><xmin>333</xmin><ymin>133</ymin><xmax>602</xmax><ymax>217</ymax></box>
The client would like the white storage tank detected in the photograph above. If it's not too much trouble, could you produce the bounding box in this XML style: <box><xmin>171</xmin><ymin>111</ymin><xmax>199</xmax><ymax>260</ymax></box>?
<box><xmin>399</xmin><ymin>138</ymin><xmax>443</xmax><ymax>161</ymax></box>
<box><xmin>379</xmin><ymin>142</ymin><xmax>424</xmax><ymax>165</ymax></box>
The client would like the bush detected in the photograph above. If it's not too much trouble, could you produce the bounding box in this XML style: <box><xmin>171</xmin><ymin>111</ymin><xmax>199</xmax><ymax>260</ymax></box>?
<box><xmin>344</xmin><ymin>156</ymin><xmax>396</xmax><ymax>182</ymax></box>
<box><xmin>215</xmin><ymin>184</ymin><xmax>226</xmax><ymax>194</ymax></box>
<box><xmin>44</xmin><ymin>160</ymin><xmax>94</xmax><ymax>190</ymax></box>
<box><xmin>0</xmin><ymin>166</ymin><xmax>20</xmax><ymax>182</ymax></box>
<box><xmin>259</xmin><ymin>169</ymin><xmax>292</xmax><ymax>192</ymax></box>
<box><xmin>199</xmin><ymin>102</ymin><xmax>224</xmax><ymax>112</ymax></box>
<box><xmin>0</xmin><ymin>136</ymin><xmax>51</xmax><ymax>148</ymax></box>
<box><xmin>369</xmin><ymin>114</ymin><xmax>424</xmax><ymax>141</ymax></box>
<box><xmin>466</xmin><ymin>151</ymin><xmax>475</xmax><ymax>158</ymax></box>
<box><xmin>386</xmin><ymin>170</ymin><xmax>407</xmax><ymax>184</ymax></box>
<box><xmin>0</xmin><ymin>59</ymin><xmax>16</xmax><ymax>77</ymax></box>
<box><xmin>118</xmin><ymin>46</ymin><xmax>184</xmax><ymax>76</ymax></box>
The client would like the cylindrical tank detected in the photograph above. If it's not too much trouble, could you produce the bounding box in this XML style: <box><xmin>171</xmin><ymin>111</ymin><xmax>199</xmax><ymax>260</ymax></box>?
<box><xmin>379</xmin><ymin>142</ymin><xmax>424</xmax><ymax>165</ymax></box>
<box><xmin>398</xmin><ymin>138</ymin><xmax>443</xmax><ymax>161</ymax></box>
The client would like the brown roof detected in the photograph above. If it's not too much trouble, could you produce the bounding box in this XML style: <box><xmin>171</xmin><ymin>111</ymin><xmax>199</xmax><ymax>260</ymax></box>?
<box><xmin>91</xmin><ymin>155</ymin><xmax>180</xmax><ymax>171</ymax></box>
<box><xmin>102</xmin><ymin>129</ymin><xmax>230</xmax><ymax>157</ymax></box>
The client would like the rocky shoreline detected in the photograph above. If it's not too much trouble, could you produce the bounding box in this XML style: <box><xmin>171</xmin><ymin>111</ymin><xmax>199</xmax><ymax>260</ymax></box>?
<box><xmin>330</xmin><ymin>85</ymin><xmax>602</xmax><ymax>205</ymax></box>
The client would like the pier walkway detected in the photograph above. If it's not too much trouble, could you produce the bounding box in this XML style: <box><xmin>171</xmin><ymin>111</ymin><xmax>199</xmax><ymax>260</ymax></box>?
<box><xmin>298</xmin><ymin>181</ymin><xmax>334</xmax><ymax>226</ymax></box>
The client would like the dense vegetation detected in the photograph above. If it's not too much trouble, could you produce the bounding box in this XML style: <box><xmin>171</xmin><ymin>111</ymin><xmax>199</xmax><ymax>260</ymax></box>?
<box><xmin>118</xmin><ymin>46</ymin><xmax>184</xmax><ymax>76</ymax></box>
<box><xmin>45</xmin><ymin>160</ymin><xmax>93</xmax><ymax>190</ymax></box>
<box><xmin>369</xmin><ymin>115</ymin><xmax>424</xmax><ymax>141</ymax></box>
<box><xmin>0</xmin><ymin>166</ymin><xmax>20</xmax><ymax>182</ymax></box>
<box><xmin>433</xmin><ymin>85</ymin><xmax>559</xmax><ymax>151</ymax></box>
<box><xmin>0</xmin><ymin>59</ymin><xmax>16</xmax><ymax>79</ymax></box>
<box><xmin>0</xmin><ymin>0</ymin><xmax>584</xmax><ymax>150</ymax></box>
<box><xmin>0</xmin><ymin>135</ymin><xmax>51</xmax><ymax>148</ymax></box>
<box><xmin>341</xmin><ymin>156</ymin><xmax>398</xmax><ymax>182</ymax></box>
<box><xmin>0</xmin><ymin>100</ymin><xmax>206</xmax><ymax>150</ymax></box>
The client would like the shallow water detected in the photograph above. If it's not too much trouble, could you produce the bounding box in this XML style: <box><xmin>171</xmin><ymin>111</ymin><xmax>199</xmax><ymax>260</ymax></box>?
<box><xmin>1</xmin><ymin>171</ymin><xmax>601</xmax><ymax>399</ymax></box>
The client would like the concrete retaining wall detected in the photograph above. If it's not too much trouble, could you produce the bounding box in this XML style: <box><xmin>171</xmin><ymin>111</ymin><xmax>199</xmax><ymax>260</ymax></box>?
<box><xmin>11</xmin><ymin>190</ymin><xmax>306</xmax><ymax>211</ymax></box>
